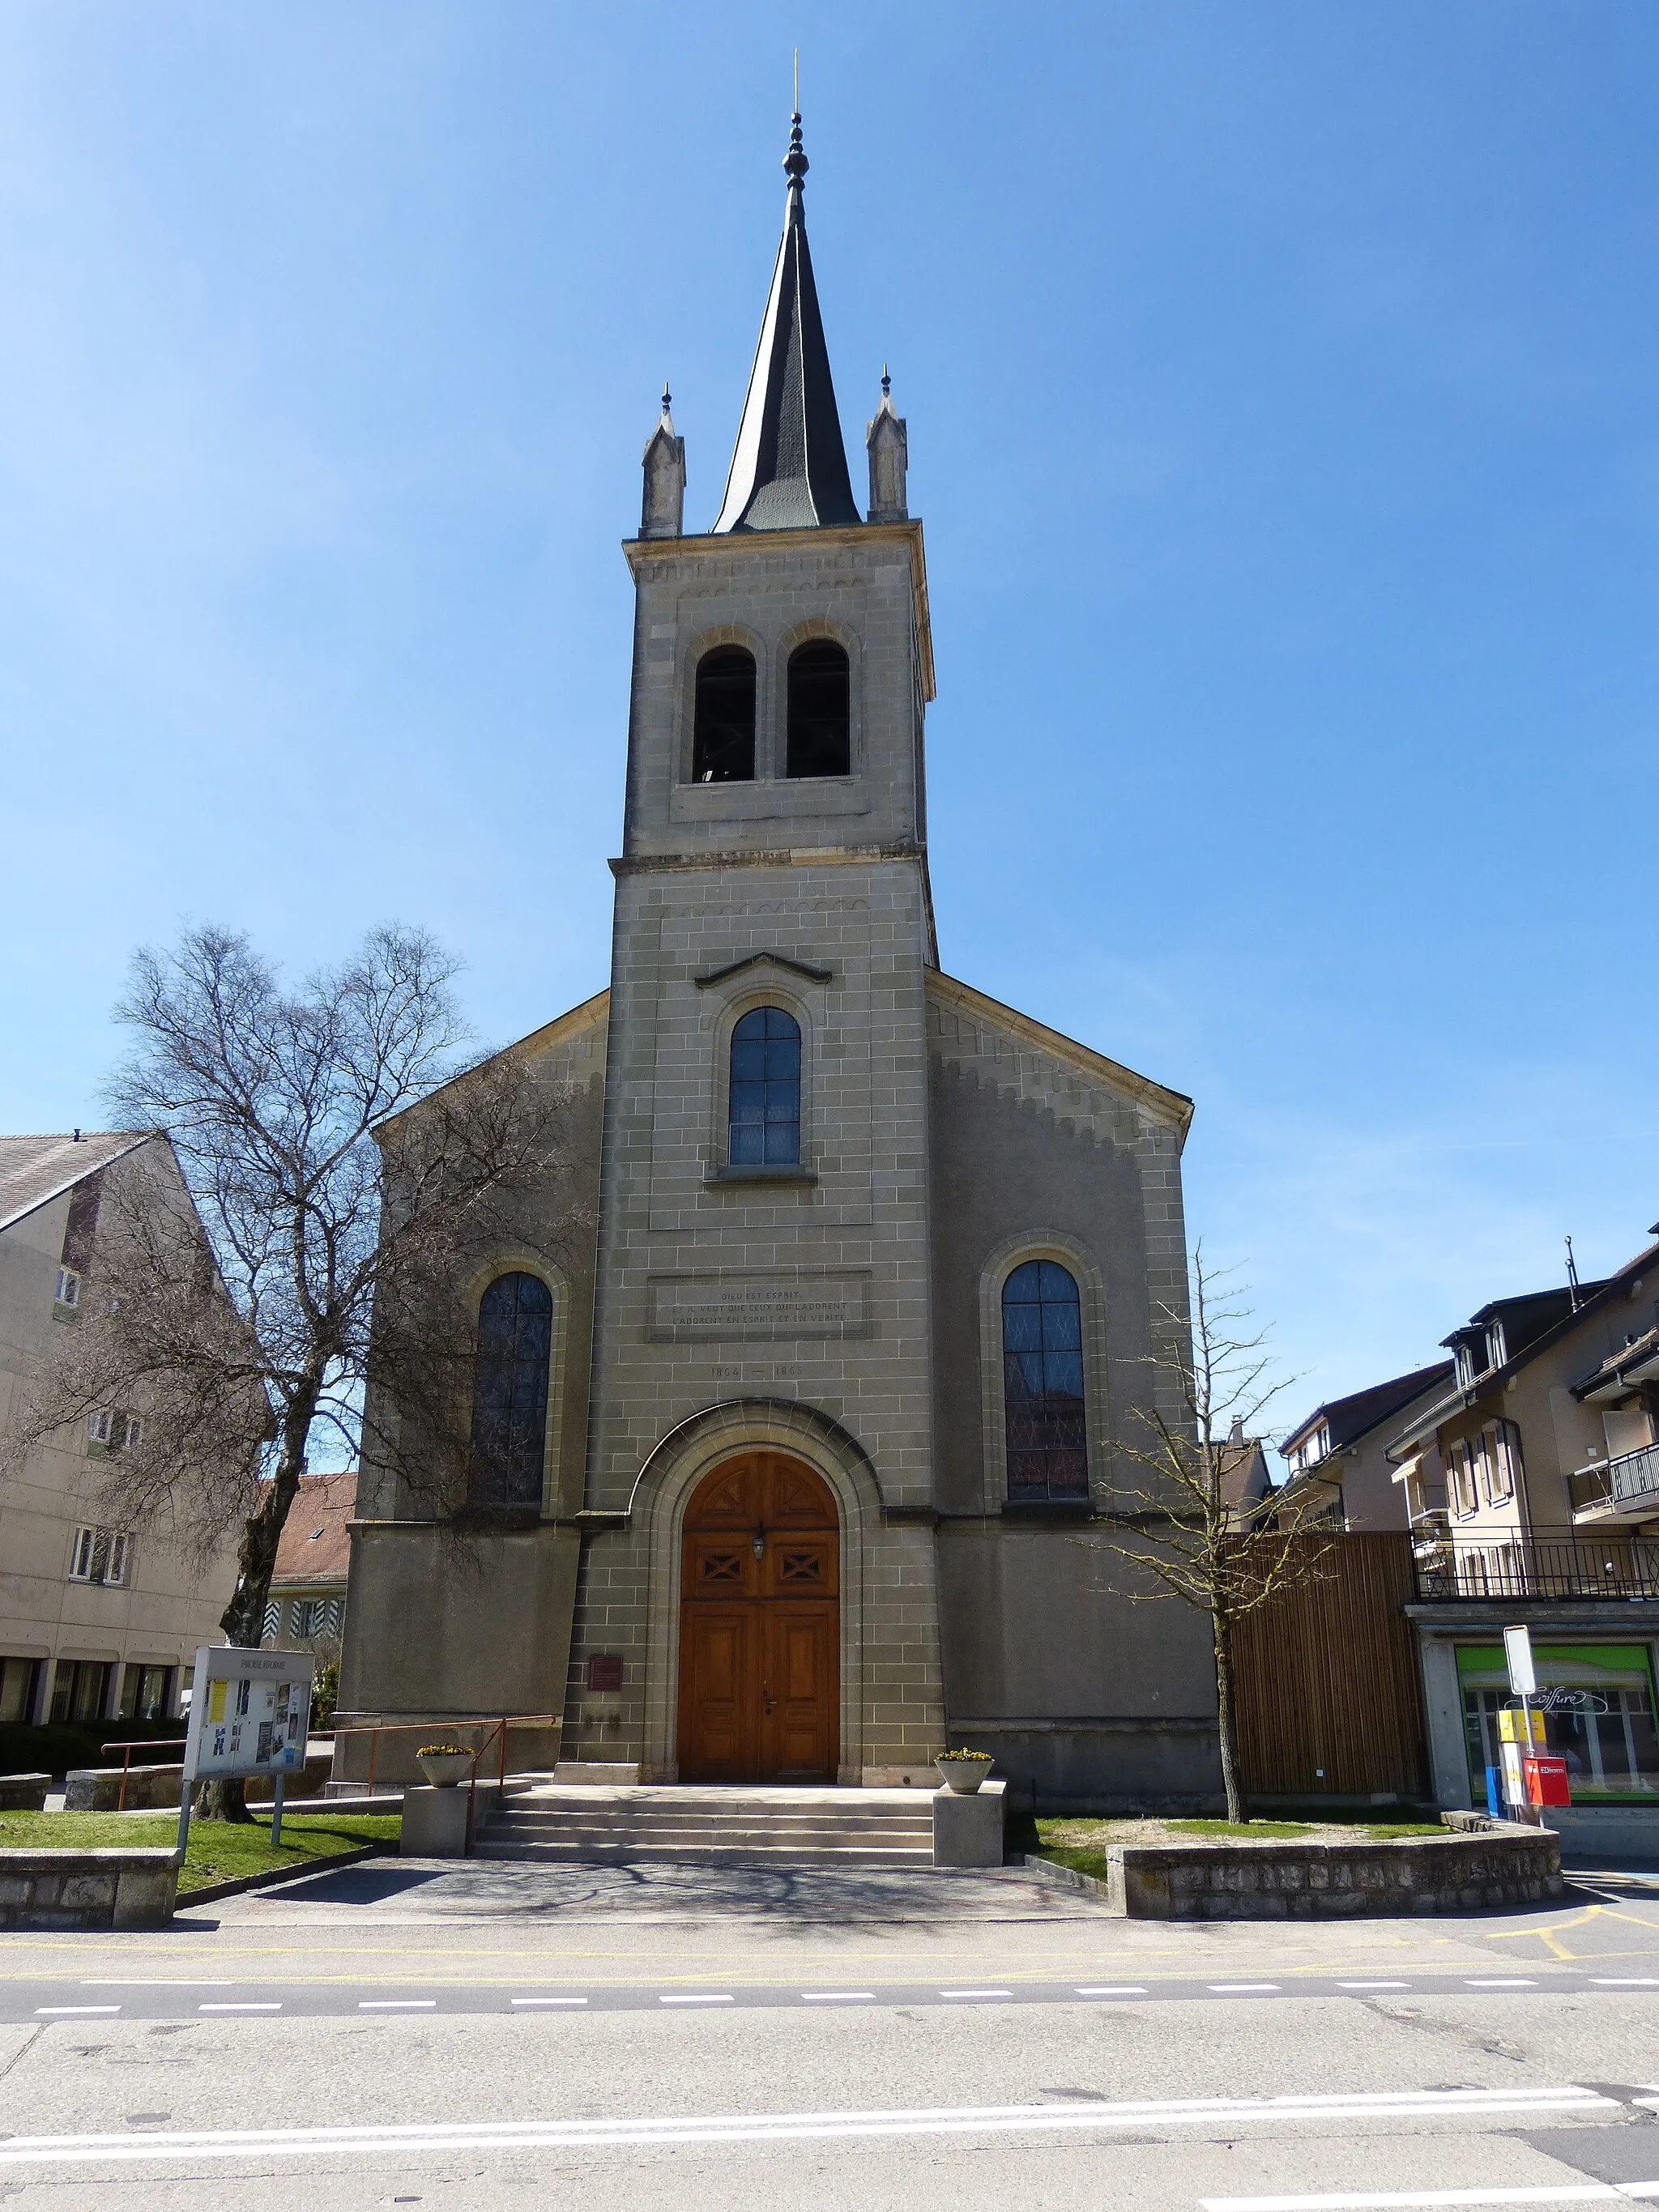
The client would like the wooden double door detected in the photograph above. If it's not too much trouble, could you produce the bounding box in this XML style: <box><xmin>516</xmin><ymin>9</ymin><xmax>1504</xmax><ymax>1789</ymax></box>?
<box><xmin>676</xmin><ymin>1452</ymin><xmax>840</xmax><ymax>1784</ymax></box>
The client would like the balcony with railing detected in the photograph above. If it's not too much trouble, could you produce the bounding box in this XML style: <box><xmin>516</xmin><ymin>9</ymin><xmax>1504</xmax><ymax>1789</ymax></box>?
<box><xmin>1570</xmin><ymin>1440</ymin><xmax>1659</xmax><ymax>1527</ymax></box>
<box><xmin>1412</xmin><ymin>1524</ymin><xmax>1659</xmax><ymax>1601</ymax></box>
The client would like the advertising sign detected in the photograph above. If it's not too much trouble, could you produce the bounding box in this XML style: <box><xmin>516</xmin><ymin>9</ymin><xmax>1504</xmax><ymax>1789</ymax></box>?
<box><xmin>181</xmin><ymin>1646</ymin><xmax>314</xmax><ymax>1783</ymax></box>
<box><xmin>1503</xmin><ymin>1624</ymin><xmax>1537</xmax><ymax>1697</ymax></box>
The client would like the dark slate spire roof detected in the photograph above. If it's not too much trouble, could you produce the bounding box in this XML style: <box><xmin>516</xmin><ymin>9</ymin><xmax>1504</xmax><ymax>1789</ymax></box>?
<box><xmin>712</xmin><ymin>112</ymin><xmax>860</xmax><ymax>534</ymax></box>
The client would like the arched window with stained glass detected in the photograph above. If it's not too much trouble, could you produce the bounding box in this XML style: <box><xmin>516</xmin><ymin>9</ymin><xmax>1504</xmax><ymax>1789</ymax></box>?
<box><xmin>1001</xmin><ymin>1259</ymin><xmax>1089</xmax><ymax>1502</ymax></box>
<box><xmin>469</xmin><ymin>1272</ymin><xmax>553</xmax><ymax>1510</ymax></box>
<box><xmin>727</xmin><ymin>1006</ymin><xmax>801</xmax><ymax>1166</ymax></box>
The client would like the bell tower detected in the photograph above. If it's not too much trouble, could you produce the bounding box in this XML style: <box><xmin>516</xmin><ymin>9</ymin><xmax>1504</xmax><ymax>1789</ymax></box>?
<box><xmin>576</xmin><ymin>110</ymin><xmax>947</xmax><ymax>1783</ymax></box>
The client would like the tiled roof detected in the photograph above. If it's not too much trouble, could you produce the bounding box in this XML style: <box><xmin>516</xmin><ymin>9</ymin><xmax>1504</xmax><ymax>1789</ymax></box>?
<box><xmin>1571</xmin><ymin>1326</ymin><xmax>1659</xmax><ymax>1400</ymax></box>
<box><xmin>0</xmin><ymin>1131</ymin><xmax>155</xmax><ymax>1236</ymax></box>
<box><xmin>1282</xmin><ymin>1362</ymin><xmax>1456</xmax><ymax>1460</ymax></box>
<box><xmin>271</xmin><ymin>1470</ymin><xmax>358</xmax><ymax>1586</ymax></box>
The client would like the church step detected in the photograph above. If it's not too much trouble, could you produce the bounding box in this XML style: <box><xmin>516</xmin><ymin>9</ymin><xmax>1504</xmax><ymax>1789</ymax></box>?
<box><xmin>484</xmin><ymin>1805</ymin><xmax>933</xmax><ymax>1827</ymax></box>
<box><xmin>486</xmin><ymin>1805</ymin><xmax>934</xmax><ymax>1829</ymax></box>
<box><xmin>484</xmin><ymin>1824</ymin><xmax>932</xmax><ymax>1850</ymax></box>
<box><xmin>472</xmin><ymin>1839</ymin><xmax>933</xmax><ymax>1867</ymax></box>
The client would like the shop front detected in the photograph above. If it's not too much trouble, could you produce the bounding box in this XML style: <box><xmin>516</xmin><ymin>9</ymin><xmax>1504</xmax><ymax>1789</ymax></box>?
<box><xmin>1457</xmin><ymin>1643</ymin><xmax>1659</xmax><ymax>1803</ymax></box>
<box><xmin>1409</xmin><ymin>1601</ymin><xmax>1659</xmax><ymax>1856</ymax></box>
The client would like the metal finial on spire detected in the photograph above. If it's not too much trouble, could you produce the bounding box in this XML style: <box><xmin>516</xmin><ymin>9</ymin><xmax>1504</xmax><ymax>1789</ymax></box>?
<box><xmin>784</xmin><ymin>94</ymin><xmax>808</xmax><ymax>194</ymax></box>
<box><xmin>881</xmin><ymin>364</ymin><xmax>891</xmax><ymax>399</ymax></box>
<box><xmin>661</xmin><ymin>380</ymin><xmax>672</xmax><ymax>416</ymax></box>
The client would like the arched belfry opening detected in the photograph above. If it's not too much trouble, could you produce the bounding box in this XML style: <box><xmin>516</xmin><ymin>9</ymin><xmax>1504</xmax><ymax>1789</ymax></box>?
<box><xmin>693</xmin><ymin>646</ymin><xmax>757</xmax><ymax>782</ymax></box>
<box><xmin>676</xmin><ymin>1452</ymin><xmax>840</xmax><ymax>1783</ymax></box>
<box><xmin>787</xmin><ymin>640</ymin><xmax>850</xmax><ymax>778</ymax></box>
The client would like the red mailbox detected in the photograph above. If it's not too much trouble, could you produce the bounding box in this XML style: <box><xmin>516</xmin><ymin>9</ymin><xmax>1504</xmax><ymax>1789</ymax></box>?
<box><xmin>1524</xmin><ymin>1754</ymin><xmax>1571</xmax><ymax>1809</ymax></box>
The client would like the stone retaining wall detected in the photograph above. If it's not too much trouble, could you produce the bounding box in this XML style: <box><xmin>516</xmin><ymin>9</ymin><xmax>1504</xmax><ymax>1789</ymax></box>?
<box><xmin>0</xmin><ymin>1849</ymin><xmax>178</xmax><ymax>1930</ymax></box>
<box><xmin>0</xmin><ymin>1774</ymin><xmax>49</xmax><ymax>1812</ymax></box>
<box><xmin>64</xmin><ymin>1755</ymin><xmax>333</xmax><ymax>1812</ymax></box>
<box><xmin>1033</xmin><ymin>1821</ymin><xmax>1561</xmax><ymax>1920</ymax></box>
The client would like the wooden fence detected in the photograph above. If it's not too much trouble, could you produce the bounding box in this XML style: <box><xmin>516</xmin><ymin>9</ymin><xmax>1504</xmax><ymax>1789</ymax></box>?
<box><xmin>1230</xmin><ymin>1532</ymin><xmax>1430</xmax><ymax>1801</ymax></box>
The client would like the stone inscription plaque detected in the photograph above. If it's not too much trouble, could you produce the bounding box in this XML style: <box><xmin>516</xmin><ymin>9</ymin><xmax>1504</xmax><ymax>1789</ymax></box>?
<box><xmin>648</xmin><ymin>1272</ymin><xmax>869</xmax><ymax>1342</ymax></box>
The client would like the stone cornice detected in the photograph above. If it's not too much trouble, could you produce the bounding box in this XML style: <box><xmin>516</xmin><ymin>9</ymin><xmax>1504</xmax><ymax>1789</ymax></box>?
<box><xmin>926</xmin><ymin>969</ymin><xmax>1193</xmax><ymax>1143</ymax></box>
<box><xmin>621</xmin><ymin>518</ymin><xmax>934</xmax><ymax>703</ymax></box>
<box><xmin>611</xmin><ymin>840</ymin><xmax>926</xmax><ymax>877</ymax></box>
<box><xmin>373</xmin><ymin>988</ymin><xmax>609</xmax><ymax>1136</ymax></box>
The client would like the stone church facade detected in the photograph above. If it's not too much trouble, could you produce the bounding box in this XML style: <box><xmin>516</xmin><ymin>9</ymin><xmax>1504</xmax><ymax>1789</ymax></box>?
<box><xmin>338</xmin><ymin>117</ymin><xmax>1222</xmax><ymax>1809</ymax></box>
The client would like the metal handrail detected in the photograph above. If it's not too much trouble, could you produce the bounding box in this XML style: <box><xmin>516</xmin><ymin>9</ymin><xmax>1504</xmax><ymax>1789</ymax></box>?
<box><xmin>1571</xmin><ymin>1439</ymin><xmax>1659</xmax><ymax>1515</ymax></box>
<box><xmin>100</xmin><ymin>1737</ymin><xmax>189</xmax><ymax>1813</ymax></box>
<box><xmin>331</xmin><ymin>1713</ymin><xmax>561</xmax><ymax>1797</ymax></box>
<box><xmin>1413</xmin><ymin>1528</ymin><xmax>1659</xmax><ymax>1601</ymax></box>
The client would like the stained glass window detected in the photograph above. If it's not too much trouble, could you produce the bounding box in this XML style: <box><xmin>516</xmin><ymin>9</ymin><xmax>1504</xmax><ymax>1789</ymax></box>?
<box><xmin>728</xmin><ymin>1006</ymin><xmax>801</xmax><ymax>1166</ymax></box>
<box><xmin>693</xmin><ymin>646</ymin><xmax>757</xmax><ymax>783</ymax></box>
<box><xmin>470</xmin><ymin>1272</ymin><xmax>553</xmax><ymax>1509</ymax></box>
<box><xmin>1002</xmin><ymin>1259</ymin><xmax>1089</xmax><ymax>1501</ymax></box>
<box><xmin>786</xmin><ymin>641</ymin><xmax>850</xmax><ymax>778</ymax></box>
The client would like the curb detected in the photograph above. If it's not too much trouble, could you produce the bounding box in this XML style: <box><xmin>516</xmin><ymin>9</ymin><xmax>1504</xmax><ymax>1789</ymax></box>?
<box><xmin>1009</xmin><ymin>1852</ymin><xmax>1114</xmax><ymax>1902</ymax></box>
<box><xmin>179</xmin><ymin>1843</ymin><xmax>396</xmax><ymax>1909</ymax></box>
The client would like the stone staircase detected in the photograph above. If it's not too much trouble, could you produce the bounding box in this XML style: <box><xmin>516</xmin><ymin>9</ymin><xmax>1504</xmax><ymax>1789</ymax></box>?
<box><xmin>474</xmin><ymin>1782</ymin><xmax>936</xmax><ymax>1868</ymax></box>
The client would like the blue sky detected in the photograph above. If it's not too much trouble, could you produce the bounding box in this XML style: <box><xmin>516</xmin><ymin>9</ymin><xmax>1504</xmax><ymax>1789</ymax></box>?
<box><xmin>2</xmin><ymin>3</ymin><xmax>1655</xmax><ymax>1434</ymax></box>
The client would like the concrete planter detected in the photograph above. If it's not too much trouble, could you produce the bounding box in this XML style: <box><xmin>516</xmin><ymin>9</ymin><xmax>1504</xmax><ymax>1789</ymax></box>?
<box><xmin>935</xmin><ymin>1755</ymin><xmax>994</xmax><ymax>1796</ymax></box>
<box><xmin>0</xmin><ymin>1849</ymin><xmax>178</xmax><ymax>1930</ymax></box>
<box><xmin>416</xmin><ymin>1751</ymin><xmax>475</xmax><ymax>1789</ymax></box>
<box><xmin>0</xmin><ymin>1774</ymin><xmax>49</xmax><ymax>1813</ymax></box>
<box><xmin>1030</xmin><ymin>1818</ymin><xmax>1563</xmax><ymax>1920</ymax></box>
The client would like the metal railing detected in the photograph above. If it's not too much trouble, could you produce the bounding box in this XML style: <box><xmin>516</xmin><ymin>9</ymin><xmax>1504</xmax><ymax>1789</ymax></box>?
<box><xmin>330</xmin><ymin>1713</ymin><xmax>561</xmax><ymax>1797</ymax></box>
<box><xmin>1412</xmin><ymin>1528</ymin><xmax>1659</xmax><ymax>1601</ymax></box>
<box><xmin>100</xmin><ymin>1737</ymin><xmax>188</xmax><ymax>1813</ymax></box>
<box><xmin>1570</xmin><ymin>1440</ymin><xmax>1659</xmax><ymax>1520</ymax></box>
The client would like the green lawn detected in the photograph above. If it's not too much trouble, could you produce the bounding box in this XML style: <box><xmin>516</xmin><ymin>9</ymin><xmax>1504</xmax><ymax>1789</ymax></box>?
<box><xmin>1033</xmin><ymin>1813</ymin><xmax>1448</xmax><ymax>1883</ymax></box>
<box><xmin>0</xmin><ymin>1810</ymin><xmax>400</xmax><ymax>1895</ymax></box>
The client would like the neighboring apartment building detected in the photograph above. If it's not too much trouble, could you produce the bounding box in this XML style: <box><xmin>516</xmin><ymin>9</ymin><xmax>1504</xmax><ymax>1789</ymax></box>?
<box><xmin>1276</xmin><ymin>1363</ymin><xmax>1455</xmax><ymax>1532</ymax></box>
<box><xmin>262</xmin><ymin>1470</ymin><xmax>355</xmax><ymax>1660</ymax></box>
<box><xmin>1383</xmin><ymin>1232</ymin><xmax>1659</xmax><ymax>1833</ymax></box>
<box><xmin>0</xmin><ymin>1132</ymin><xmax>237</xmax><ymax>1728</ymax></box>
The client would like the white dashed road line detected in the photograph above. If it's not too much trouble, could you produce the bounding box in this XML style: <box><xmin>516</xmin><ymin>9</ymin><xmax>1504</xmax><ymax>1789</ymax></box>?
<box><xmin>511</xmin><ymin>1997</ymin><xmax>588</xmax><ymax>2008</ymax></box>
<box><xmin>357</xmin><ymin>2001</ymin><xmax>436</xmax><ymax>2012</ymax></box>
<box><xmin>1202</xmin><ymin>2186</ymin><xmax>1659</xmax><ymax>2210</ymax></box>
<box><xmin>940</xmin><ymin>1989</ymin><xmax>1013</xmax><ymax>2000</ymax></box>
<box><xmin>800</xmin><ymin>1992</ymin><xmax>875</xmax><ymax>2002</ymax></box>
<box><xmin>199</xmin><ymin>2004</ymin><xmax>281</xmax><ymax>2014</ymax></box>
<box><xmin>1077</xmin><ymin>1986</ymin><xmax>1149</xmax><ymax>1997</ymax></box>
<box><xmin>34</xmin><ymin>2005</ymin><xmax>120</xmax><ymax>2017</ymax></box>
<box><xmin>659</xmin><ymin>1995</ymin><xmax>733</xmax><ymax>2005</ymax></box>
<box><xmin>1209</xmin><ymin>1984</ymin><xmax>1282</xmax><ymax>1993</ymax></box>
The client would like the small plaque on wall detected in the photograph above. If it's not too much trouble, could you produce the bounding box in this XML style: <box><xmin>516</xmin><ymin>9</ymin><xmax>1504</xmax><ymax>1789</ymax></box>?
<box><xmin>646</xmin><ymin>1272</ymin><xmax>871</xmax><ymax>1342</ymax></box>
<box><xmin>586</xmin><ymin>1654</ymin><xmax>624</xmax><ymax>1692</ymax></box>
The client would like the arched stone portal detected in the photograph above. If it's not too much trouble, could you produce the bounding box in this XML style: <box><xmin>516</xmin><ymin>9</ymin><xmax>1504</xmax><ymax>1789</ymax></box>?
<box><xmin>676</xmin><ymin>1452</ymin><xmax>840</xmax><ymax>1783</ymax></box>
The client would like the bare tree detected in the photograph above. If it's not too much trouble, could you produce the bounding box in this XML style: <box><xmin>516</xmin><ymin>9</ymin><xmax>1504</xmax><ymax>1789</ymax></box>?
<box><xmin>5</xmin><ymin>925</ymin><xmax>581</xmax><ymax>1817</ymax></box>
<box><xmin>1100</xmin><ymin>1251</ymin><xmax>1333</xmax><ymax>1825</ymax></box>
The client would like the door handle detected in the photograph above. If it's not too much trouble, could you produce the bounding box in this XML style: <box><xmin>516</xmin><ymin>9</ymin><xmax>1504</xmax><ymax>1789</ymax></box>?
<box><xmin>761</xmin><ymin>1684</ymin><xmax>774</xmax><ymax>1715</ymax></box>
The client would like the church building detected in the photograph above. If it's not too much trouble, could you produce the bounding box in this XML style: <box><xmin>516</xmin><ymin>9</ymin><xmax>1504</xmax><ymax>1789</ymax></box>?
<box><xmin>339</xmin><ymin>116</ymin><xmax>1222</xmax><ymax>1809</ymax></box>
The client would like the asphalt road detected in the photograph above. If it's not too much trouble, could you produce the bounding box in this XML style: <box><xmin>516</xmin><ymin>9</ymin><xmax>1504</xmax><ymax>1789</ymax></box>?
<box><xmin>1</xmin><ymin>1859</ymin><xmax>1657</xmax><ymax>2210</ymax></box>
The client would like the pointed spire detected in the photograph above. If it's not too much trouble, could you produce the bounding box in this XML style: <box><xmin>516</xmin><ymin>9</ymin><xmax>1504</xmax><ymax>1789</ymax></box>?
<box><xmin>712</xmin><ymin>109</ymin><xmax>860</xmax><ymax>534</ymax></box>
<box><xmin>640</xmin><ymin>381</ymin><xmax>685</xmax><ymax>539</ymax></box>
<box><xmin>866</xmin><ymin>364</ymin><xmax>908</xmax><ymax>523</ymax></box>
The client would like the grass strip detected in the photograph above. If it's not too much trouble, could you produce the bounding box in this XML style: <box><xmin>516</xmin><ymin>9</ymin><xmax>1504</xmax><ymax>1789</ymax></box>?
<box><xmin>0</xmin><ymin>1809</ymin><xmax>400</xmax><ymax>1894</ymax></box>
<box><xmin>1036</xmin><ymin>1814</ymin><xmax>1450</xmax><ymax>1855</ymax></box>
